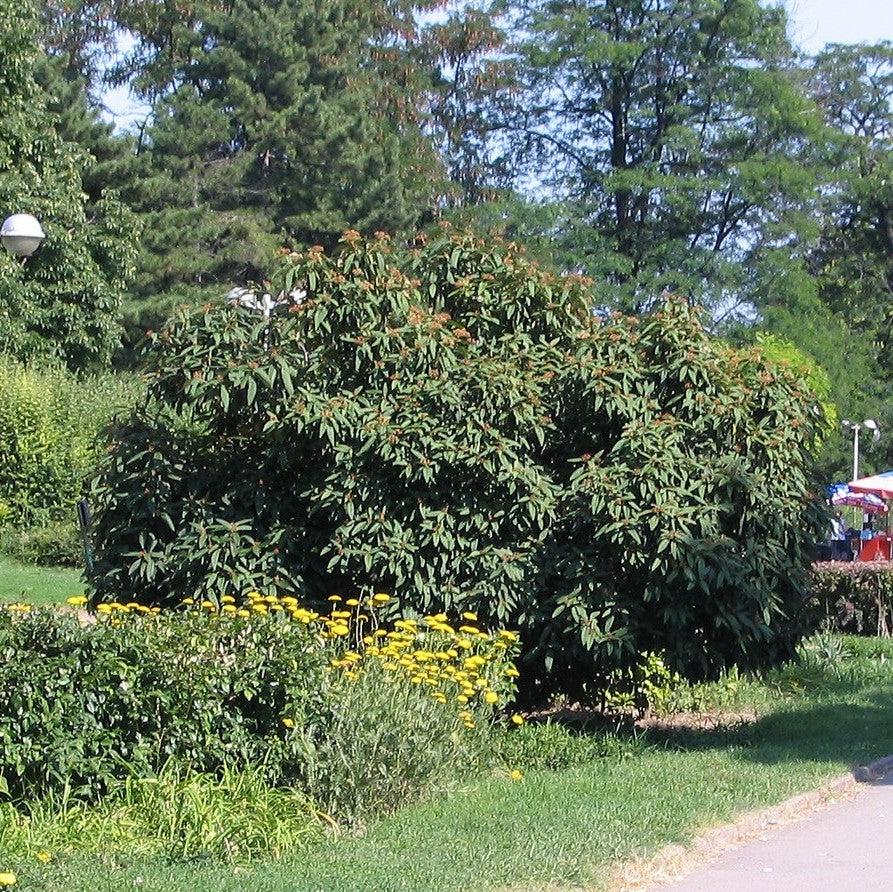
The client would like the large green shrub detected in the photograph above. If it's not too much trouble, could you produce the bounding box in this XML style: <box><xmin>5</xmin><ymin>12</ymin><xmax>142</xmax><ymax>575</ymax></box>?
<box><xmin>0</xmin><ymin>356</ymin><xmax>139</xmax><ymax>529</ymax></box>
<box><xmin>88</xmin><ymin>231</ymin><xmax>826</xmax><ymax>696</ymax></box>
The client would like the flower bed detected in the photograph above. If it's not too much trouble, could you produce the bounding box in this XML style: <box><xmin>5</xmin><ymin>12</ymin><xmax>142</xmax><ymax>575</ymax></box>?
<box><xmin>0</xmin><ymin>593</ymin><xmax>520</xmax><ymax>822</ymax></box>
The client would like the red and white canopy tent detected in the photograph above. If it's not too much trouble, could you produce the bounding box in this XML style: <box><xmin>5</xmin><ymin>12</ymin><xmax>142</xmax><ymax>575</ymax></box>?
<box><xmin>841</xmin><ymin>472</ymin><xmax>893</xmax><ymax>560</ymax></box>
<box><xmin>850</xmin><ymin>471</ymin><xmax>893</xmax><ymax>500</ymax></box>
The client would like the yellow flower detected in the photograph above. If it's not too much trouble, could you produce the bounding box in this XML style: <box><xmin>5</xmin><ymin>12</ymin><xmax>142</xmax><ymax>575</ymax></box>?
<box><xmin>461</xmin><ymin>611</ymin><xmax>478</xmax><ymax>621</ymax></box>
<box><xmin>66</xmin><ymin>595</ymin><xmax>88</xmax><ymax>607</ymax></box>
<box><xmin>345</xmin><ymin>598</ymin><xmax>360</xmax><ymax>606</ymax></box>
<box><xmin>221</xmin><ymin>595</ymin><xmax>236</xmax><ymax>604</ymax></box>
<box><xmin>282</xmin><ymin>718</ymin><xmax>294</xmax><ymax>729</ymax></box>
<box><xmin>457</xmin><ymin>694</ymin><xmax>469</xmax><ymax>705</ymax></box>
<box><xmin>181</xmin><ymin>597</ymin><xmax>194</xmax><ymax>605</ymax></box>
<box><xmin>222</xmin><ymin>605</ymin><xmax>237</xmax><ymax>614</ymax></box>
<box><xmin>372</xmin><ymin>593</ymin><xmax>390</xmax><ymax>604</ymax></box>
<box><xmin>484</xmin><ymin>690</ymin><xmax>499</xmax><ymax>705</ymax></box>
<box><xmin>510</xmin><ymin>769</ymin><xmax>523</xmax><ymax>782</ymax></box>
<box><xmin>35</xmin><ymin>852</ymin><xmax>51</xmax><ymax>864</ymax></box>
<box><xmin>505</xmin><ymin>667</ymin><xmax>520</xmax><ymax>678</ymax></box>
<box><xmin>237</xmin><ymin>609</ymin><xmax>251</xmax><ymax>618</ymax></box>
<box><xmin>327</xmin><ymin>595</ymin><xmax>343</xmax><ymax>602</ymax></box>
<box><xmin>511</xmin><ymin>713</ymin><xmax>524</xmax><ymax>726</ymax></box>
<box><xmin>0</xmin><ymin>873</ymin><xmax>15</xmax><ymax>886</ymax></box>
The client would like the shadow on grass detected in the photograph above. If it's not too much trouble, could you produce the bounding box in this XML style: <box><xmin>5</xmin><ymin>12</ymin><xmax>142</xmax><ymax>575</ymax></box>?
<box><xmin>640</xmin><ymin>688</ymin><xmax>893</xmax><ymax>775</ymax></box>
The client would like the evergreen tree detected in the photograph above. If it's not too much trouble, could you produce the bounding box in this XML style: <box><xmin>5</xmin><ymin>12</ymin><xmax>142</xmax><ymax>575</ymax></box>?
<box><xmin>34</xmin><ymin>54</ymin><xmax>143</xmax><ymax>209</ymax></box>
<box><xmin>0</xmin><ymin>0</ymin><xmax>137</xmax><ymax>367</ymax></box>
<box><xmin>129</xmin><ymin>0</ymin><xmax>444</xmax><ymax>300</ymax></box>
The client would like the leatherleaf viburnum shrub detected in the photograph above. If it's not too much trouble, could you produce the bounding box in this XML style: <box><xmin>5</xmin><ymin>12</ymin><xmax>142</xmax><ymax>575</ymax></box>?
<box><xmin>88</xmin><ymin>230</ymin><xmax>827</xmax><ymax>699</ymax></box>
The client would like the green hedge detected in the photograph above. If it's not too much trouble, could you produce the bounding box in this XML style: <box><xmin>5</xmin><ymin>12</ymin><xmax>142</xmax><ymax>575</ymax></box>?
<box><xmin>809</xmin><ymin>561</ymin><xmax>893</xmax><ymax>636</ymax></box>
<box><xmin>0</xmin><ymin>355</ymin><xmax>140</xmax><ymax>532</ymax></box>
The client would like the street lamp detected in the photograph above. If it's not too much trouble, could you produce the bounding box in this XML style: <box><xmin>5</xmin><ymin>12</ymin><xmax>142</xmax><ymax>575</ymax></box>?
<box><xmin>1</xmin><ymin>213</ymin><xmax>45</xmax><ymax>259</ymax></box>
<box><xmin>842</xmin><ymin>418</ymin><xmax>880</xmax><ymax>481</ymax></box>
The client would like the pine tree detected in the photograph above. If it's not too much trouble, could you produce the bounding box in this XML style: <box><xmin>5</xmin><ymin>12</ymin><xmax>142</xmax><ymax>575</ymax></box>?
<box><xmin>0</xmin><ymin>0</ymin><xmax>137</xmax><ymax>368</ymax></box>
<box><xmin>129</xmin><ymin>0</ymin><xmax>443</xmax><ymax>300</ymax></box>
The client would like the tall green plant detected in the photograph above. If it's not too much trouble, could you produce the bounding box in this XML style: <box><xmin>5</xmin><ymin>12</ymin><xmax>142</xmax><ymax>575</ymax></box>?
<box><xmin>89</xmin><ymin>232</ymin><xmax>826</xmax><ymax>695</ymax></box>
<box><xmin>0</xmin><ymin>0</ymin><xmax>137</xmax><ymax>368</ymax></box>
<box><xmin>0</xmin><ymin>357</ymin><xmax>139</xmax><ymax>526</ymax></box>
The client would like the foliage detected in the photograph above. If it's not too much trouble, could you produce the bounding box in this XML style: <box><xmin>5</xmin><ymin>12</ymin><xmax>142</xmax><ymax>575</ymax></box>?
<box><xmin>0</xmin><ymin>598</ymin><xmax>515</xmax><ymax>815</ymax></box>
<box><xmin>753</xmin><ymin>334</ymin><xmax>836</xmax><ymax>433</ymax></box>
<box><xmin>809</xmin><ymin>560</ymin><xmax>893</xmax><ymax>636</ymax></box>
<box><xmin>0</xmin><ymin>520</ymin><xmax>82</xmax><ymax>567</ymax></box>
<box><xmin>89</xmin><ymin>232</ymin><xmax>826</xmax><ymax>697</ymax></box>
<box><xmin>0</xmin><ymin>765</ymin><xmax>320</xmax><ymax>865</ymax></box>
<box><xmin>0</xmin><ymin>0</ymin><xmax>137</xmax><ymax>367</ymax></box>
<box><xmin>482</xmin><ymin>0</ymin><xmax>824</xmax><ymax>316</ymax></box>
<box><xmin>122</xmin><ymin>0</ymin><xmax>444</xmax><ymax>304</ymax></box>
<box><xmin>0</xmin><ymin>356</ymin><xmax>140</xmax><ymax>527</ymax></box>
<box><xmin>6</xmin><ymin>635</ymin><xmax>893</xmax><ymax>892</ymax></box>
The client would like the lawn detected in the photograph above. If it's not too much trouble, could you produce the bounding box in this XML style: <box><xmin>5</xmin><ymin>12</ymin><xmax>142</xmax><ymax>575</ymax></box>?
<box><xmin>0</xmin><ymin>555</ymin><xmax>83</xmax><ymax>605</ymax></box>
<box><xmin>7</xmin><ymin>636</ymin><xmax>893</xmax><ymax>892</ymax></box>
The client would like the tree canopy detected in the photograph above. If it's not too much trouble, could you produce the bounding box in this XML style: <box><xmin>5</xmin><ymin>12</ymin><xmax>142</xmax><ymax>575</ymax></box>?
<box><xmin>0</xmin><ymin>0</ymin><xmax>136</xmax><ymax>367</ymax></box>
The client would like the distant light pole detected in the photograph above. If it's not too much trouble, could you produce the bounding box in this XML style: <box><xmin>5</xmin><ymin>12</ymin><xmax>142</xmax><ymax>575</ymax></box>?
<box><xmin>1</xmin><ymin>213</ymin><xmax>45</xmax><ymax>261</ymax></box>
<box><xmin>842</xmin><ymin>418</ymin><xmax>880</xmax><ymax>481</ymax></box>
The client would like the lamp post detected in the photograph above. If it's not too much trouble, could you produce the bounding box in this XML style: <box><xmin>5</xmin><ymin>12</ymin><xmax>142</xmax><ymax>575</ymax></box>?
<box><xmin>842</xmin><ymin>418</ymin><xmax>880</xmax><ymax>481</ymax></box>
<box><xmin>1</xmin><ymin>213</ymin><xmax>45</xmax><ymax>261</ymax></box>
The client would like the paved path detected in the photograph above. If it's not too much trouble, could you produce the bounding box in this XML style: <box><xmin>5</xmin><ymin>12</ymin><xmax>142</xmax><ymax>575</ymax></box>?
<box><xmin>659</xmin><ymin>773</ymin><xmax>893</xmax><ymax>892</ymax></box>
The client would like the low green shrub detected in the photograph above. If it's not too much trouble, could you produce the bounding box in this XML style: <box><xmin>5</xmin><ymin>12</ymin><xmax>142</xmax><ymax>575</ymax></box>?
<box><xmin>0</xmin><ymin>356</ymin><xmax>140</xmax><ymax>528</ymax></box>
<box><xmin>303</xmin><ymin>662</ymin><xmax>492</xmax><ymax>823</ymax></box>
<box><xmin>0</xmin><ymin>520</ymin><xmax>82</xmax><ymax>567</ymax></box>
<box><xmin>809</xmin><ymin>561</ymin><xmax>893</xmax><ymax>636</ymax></box>
<box><xmin>0</xmin><ymin>607</ymin><xmax>328</xmax><ymax>804</ymax></box>
<box><xmin>0</xmin><ymin>765</ymin><xmax>321</xmax><ymax>864</ymax></box>
<box><xmin>0</xmin><ymin>600</ymin><xmax>516</xmax><ymax>825</ymax></box>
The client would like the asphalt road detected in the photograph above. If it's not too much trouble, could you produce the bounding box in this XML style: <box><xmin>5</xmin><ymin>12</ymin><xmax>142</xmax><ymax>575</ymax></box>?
<box><xmin>661</xmin><ymin>773</ymin><xmax>893</xmax><ymax>892</ymax></box>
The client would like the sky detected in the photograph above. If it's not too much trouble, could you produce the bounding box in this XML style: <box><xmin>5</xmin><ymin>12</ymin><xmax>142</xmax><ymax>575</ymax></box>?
<box><xmin>787</xmin><ymin>0</ymin><xmax>893</xmax><ymax>51</ymax></box>
<box><xmin>102</xmin><ymin>0</ymin><xmax>893</xmax><ymax>129</ymax></box>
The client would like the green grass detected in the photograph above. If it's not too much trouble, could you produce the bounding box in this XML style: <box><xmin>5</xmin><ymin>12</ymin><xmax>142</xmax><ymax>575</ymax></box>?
<box><xmin>5</xmin><ymin>635</ymin><xmax>893</xmax><ymax>892</ymax></box>
<box><xmin>0</xmin><ymin>555</ymin><xmax>83</xmax><ymax>605</ymax></box>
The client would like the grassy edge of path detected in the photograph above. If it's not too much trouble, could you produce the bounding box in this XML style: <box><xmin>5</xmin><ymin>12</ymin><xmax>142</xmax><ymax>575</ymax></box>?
<box><xmin>7</xmin><ymin>638</ymin><xmax>893</xmax><ymax>892</ymax></box>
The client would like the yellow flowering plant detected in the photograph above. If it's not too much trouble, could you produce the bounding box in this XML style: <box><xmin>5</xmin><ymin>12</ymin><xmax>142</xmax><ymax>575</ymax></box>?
<box><xmin>0</xmin><ymin>595</ymin><xmax>522</xmax><ymax>821</ymax></box>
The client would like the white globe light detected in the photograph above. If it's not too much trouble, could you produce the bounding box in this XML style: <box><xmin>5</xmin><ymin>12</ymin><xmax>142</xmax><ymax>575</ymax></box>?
<box><xmin>1</xmin><ymin>213</ymin><xmax>45</xmax><ymax>258</ymax></box>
